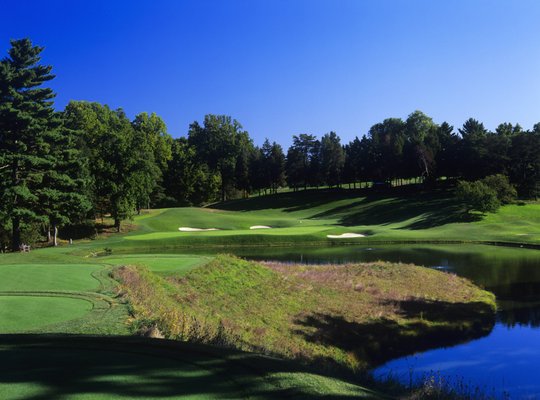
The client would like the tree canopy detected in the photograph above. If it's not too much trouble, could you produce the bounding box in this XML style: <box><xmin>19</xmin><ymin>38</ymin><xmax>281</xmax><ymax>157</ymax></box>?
<box><xmin>1</xmin><ymin>38</ymin><xmax>540</xmax><ymax>250</ymax></box>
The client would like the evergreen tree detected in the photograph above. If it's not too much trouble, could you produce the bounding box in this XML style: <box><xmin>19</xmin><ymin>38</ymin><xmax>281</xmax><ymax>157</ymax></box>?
<box><xmin>458</xmin><ymin>118</ymin><xmax>488</xmax><ymax>179</ymax></box>
<box><xmin>0</xmin><ymin>39</ymin><xmax>58</xmax><ymax>250</ymax></box>
<box><xmin>320</xmin><ymin>131</ymin><xmax>345</xmax><ymax>187</ymax></box>
<box><xmin>509</xmin><ymin>130</ymin><xmax>540</xmax><ymax>198</ymax></box>
<box><xmin>39</xmin><ymin>115</ymin><xmax>92</xmax><ymax>245</ymax></box>
<box><xmin>260</xmin><ymin>139</ymin><xmax>273</xmax><ymax>190</ymax></box>
<box><xmin>286</xmin><ymin>134</ymin><xmax>319</xmax><ymax>190</ymax></box>
<box><xmin>268</xmin><ymin>141</ymin><xmax>286</xmax><ymax>193</ymax></box>
<box><xmin>435</xmin><ymin>122</ymin><xmax>459</xmax><ymax>179</ymax></box>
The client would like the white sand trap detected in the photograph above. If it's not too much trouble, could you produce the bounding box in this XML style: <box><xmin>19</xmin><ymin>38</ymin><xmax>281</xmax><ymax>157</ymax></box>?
<box><xmin>178</xmin><ymin>227</ymin><xmax>219</xmax><ymax>232</ymax></box>
<box><xmin>250</xmin><ymin>225</ymin><xmax>272</xmax><ymax>230</ymax></box>
<box><xmin>327</xmin><ymin>233</ymin><xmax>365</xmax><ymax>239</ymax></box>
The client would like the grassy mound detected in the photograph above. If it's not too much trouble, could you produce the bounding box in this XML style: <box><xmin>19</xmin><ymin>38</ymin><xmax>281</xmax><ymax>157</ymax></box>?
<box><xmin>115</xmin><ymin>255</ymin><xmax>496</xmax><ymax>372</ymax></box>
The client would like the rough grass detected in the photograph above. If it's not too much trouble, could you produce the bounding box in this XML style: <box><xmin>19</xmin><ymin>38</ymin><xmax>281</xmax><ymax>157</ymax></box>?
<box><xmin>115</xmin><ymin>255</ymin><xmax>496</xmax><ymax>372</ymax></box>
<box><xmin>102</xmin><ymin>254</ymin><xmax>210</xmax><ymax>276</ymax></box>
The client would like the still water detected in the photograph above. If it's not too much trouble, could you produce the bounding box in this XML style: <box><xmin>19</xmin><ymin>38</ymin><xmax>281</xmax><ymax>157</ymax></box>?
<box><xmin>234</xmin><ymin>244</ymin><xmax>540</xmax><ymax>399</ymax></box>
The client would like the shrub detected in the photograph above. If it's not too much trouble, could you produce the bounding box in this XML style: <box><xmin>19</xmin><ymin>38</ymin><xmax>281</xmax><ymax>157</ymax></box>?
<box><xmin>481</xmin><ymin>174</ymin><xmax>517</xmax><ymax>204</ymax></box>
<box><xmin>456</xmin><ymin>180</ymin><xmax>500</xmax><ymax>214</ymax></box>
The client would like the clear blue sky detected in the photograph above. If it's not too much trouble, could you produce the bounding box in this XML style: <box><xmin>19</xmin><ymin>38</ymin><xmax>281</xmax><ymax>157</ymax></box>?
<box><xmin>2</xmin><ymin>0</ymin><xmax>539</xmax><ymax>146</ymax></box>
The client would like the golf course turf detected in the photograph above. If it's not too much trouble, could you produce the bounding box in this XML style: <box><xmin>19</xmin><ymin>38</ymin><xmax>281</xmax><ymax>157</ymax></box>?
<box><xmin>2</xmin><ymin>187</ymin><xmax>538</xmax><ymax>399</ymax></box>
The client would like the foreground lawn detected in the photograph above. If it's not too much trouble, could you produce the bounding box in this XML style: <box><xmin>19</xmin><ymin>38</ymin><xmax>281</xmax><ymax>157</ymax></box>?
<box><xmin>0</xmin><ymin>263</ymin><xmax>102</xmax><ymax>292</ymax></box>
<box><xmin>0</xmin><ymin>336</ymin><xmax>382</xmax><ymax>400</ymax></box>
<box><xmin>0</xmin><ymin>297</ymin><xmax>92</xmax><ymax>332</ymax></box>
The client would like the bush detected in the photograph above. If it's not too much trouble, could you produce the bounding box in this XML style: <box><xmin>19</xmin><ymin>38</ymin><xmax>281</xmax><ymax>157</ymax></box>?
<box><xmin>456</xmin><ymin>180</ymin><xmax>500</xmax><ymax>214</ymax></box>
<box><xmin>481</xmin><ymin>174</ymin><xmax>517</xmax><ymax>204</ymax></box>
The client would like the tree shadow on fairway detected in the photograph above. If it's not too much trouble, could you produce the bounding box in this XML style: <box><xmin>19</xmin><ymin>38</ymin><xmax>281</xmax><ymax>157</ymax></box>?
<box><xmin>0</xmin><ymin>335</ymin><xmax>379</xmax><ymax>400</ymax></box>
<box><xmin>333</xmin><ymin>191</ymin><xmax>477</xmax><ymax>229</ymax></box>
<box><xmin>215</xmin><ymin>189</ymin><xmax>365</xmax><ymax>213</ymax></box>
<box><xmin>293</xmin><ymin>299</ymin><xmax>495</xmax><ymax>369</ymax></box>
<box><xmin>215</xmin><ymin>187</ymin><xmax>478</xmax><ymax>230</ymax></box>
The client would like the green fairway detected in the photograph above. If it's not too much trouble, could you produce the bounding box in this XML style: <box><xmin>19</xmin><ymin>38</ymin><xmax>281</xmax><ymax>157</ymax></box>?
<box><xmin>102</xmin><ymin>254</ymin><xmax>210</xmax><ymax>275</ymax></box>
<box><xmin>0</xmin><ymin>296</ymin><xmax>92</xmax><ymax>332</ymax></box>
<box><xmin>0</xmin><ymin>264</ymin><xmax>102</xmax><ymax>292</ymax></box>
<box><xmin>108</xmin><ymin>189</ymin><xmax>540</xmax><ymax>252</ymax></box>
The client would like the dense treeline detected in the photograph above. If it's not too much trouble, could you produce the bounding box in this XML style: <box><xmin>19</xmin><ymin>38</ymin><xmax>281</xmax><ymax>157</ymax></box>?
<box><xmin>1</xmin><ymin>39</ymin><xmax>540</xmax><ymax>250</ymax></box>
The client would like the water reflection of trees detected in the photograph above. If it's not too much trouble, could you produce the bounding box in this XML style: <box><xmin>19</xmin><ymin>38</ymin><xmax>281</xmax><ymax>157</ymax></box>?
<box><xmin>497</xmin><ymin>301</ymin><xmax>540</xmax><ymax>328</ymax></box>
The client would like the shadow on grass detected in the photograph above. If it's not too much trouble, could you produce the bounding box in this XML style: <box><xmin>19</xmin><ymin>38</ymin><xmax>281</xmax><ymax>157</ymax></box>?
<box><xmin>0</xmin><ymin>335</ymin><xmax>379</xmax><ymax>400</ymax></box>
<box><xmin>336</xmin><ymin>192</ymin><xmax>477</xmax><ymax>229</ymax></box>
<box><xmin>215</xmin><ymin>188</ymin><xmax>366</xmax><ymax>213</ymax></box>
<box><xmin>214</xmin><ymin>188</ymin><xmax>478</xmax><ymax>230</ymax></box>
<box><xmin>294</xmin><ymin>299</ymin><xmax>495</xmax><ymax>368</ymax></box>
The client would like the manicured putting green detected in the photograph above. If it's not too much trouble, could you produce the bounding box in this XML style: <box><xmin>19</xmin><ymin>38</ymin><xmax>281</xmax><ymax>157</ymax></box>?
<box><xmin>103</xmin><ymin>255</ymin><xmax>209</xmax><ymax>275</ymax></box>
<box><xmin>0</xmin><ymin>296</ymin><xmax>92</xmax><ymax>332</ymax></box>
<box><xmin>0</xmin><ymin>264</ymin><xmax>102</xmax><ymax>292</ymax></box>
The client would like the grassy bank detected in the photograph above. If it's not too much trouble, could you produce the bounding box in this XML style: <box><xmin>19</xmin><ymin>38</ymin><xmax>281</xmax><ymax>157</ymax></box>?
<box><xmin>115</xmin><ymin>255</ymin><xmax>496</xmax><ymax>372</ymax></box>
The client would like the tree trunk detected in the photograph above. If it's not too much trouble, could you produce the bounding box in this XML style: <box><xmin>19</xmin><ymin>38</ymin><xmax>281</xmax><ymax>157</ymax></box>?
<box><xmin>47</xmin><ymin>226</ymin><xmax>52</xmax><ymax>243</ymax></box>
<box><xmin>115</xmin><ymin>218</ymin><xmax>121</xmax><ymax>233</ymax></box>
<box><xmin>11</xmin><ymin>161</ymin><xmax>21</xmax><ymax>251</ymax></box>
<box><xmin>53</xmin><ymin>224</ymin><xmax>58</xmax><ymax>247</ymax></box>
<box><xmin>12</xmin><ymin>217</ymin><xmax>21</xmax><ymax>252</ymax></box>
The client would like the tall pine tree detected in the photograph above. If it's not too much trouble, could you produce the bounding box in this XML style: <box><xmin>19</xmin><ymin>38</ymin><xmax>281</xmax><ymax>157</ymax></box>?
<box><xmin>39</xmin><ymin>114</ymin><xmax>92</xmax><ymax>246</ymax></box>
<box><xmin>0</xmin><ymin>39</ymin><xmax>58</xmax><ymax>250</ymax></box>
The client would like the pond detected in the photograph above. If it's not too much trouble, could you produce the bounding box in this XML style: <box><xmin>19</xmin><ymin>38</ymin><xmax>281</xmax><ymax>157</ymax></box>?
<box><xmin>232</xmin><ymin>244</ymin><xmax>540</xmax><ymax>399</ymax></box>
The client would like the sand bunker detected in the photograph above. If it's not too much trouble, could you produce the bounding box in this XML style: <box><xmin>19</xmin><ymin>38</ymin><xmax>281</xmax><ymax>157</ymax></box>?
<box><xmin>250</xmin><ymin>225</ymin><xmax>272</xmax><ymax>230</ymax></box>
<box><xmin>327</xmin><ymin>233</ymin><xmax>365</xmax><ymax>239</ymax></box>
<box><xmin>178</xmin><ymin>227</ymin><xmax>219</xmax><ymax>232</ymax></box>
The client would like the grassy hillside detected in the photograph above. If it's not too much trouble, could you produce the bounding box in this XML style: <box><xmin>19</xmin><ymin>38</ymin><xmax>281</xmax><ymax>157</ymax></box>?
<box><xmin>116</xmin><ymin>255</ymin><xmax>496</xmax><ymax>372</ymax></box>
<box><xmin>87</xmin><ymin>188</ymin><xmax>540</xmax><ymax>253</ymax></box>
